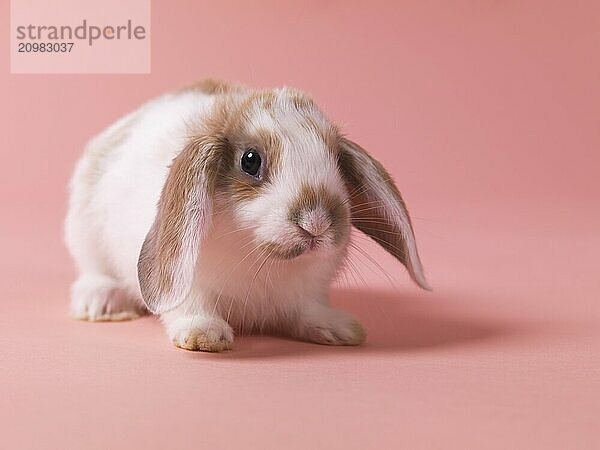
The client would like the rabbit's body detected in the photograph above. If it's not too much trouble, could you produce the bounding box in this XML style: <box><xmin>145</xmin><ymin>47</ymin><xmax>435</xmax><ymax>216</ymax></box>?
<box><xmin>66</xmin><ymin>80</ymin><xmax>428</xmax><ymax>351</ymax></box>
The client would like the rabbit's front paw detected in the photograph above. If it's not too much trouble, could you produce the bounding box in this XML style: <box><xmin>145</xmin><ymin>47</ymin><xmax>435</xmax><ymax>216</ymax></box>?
<box><xmin>70</xmin><ymin>275</ymin><xmax>146</xmax><ymax>322</ymax></box>
<box><xmin>297</xmin><ymin>304</ymin><xmax>366</xmax><ymax>346</ymax></box>
<box><xmin>166</xmin><ymin>315</ymin><xmax>234</xmax><ymax>352</ymax></box>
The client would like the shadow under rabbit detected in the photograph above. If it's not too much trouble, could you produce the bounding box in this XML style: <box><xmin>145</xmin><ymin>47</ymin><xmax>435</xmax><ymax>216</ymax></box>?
<box><xmin>181</xmin><ymin>287</ymin><xmax>529</xmax><ymax>360</ymax></box>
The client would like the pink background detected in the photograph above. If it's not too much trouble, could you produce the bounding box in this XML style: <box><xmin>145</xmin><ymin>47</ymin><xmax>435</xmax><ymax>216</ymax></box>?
<box><xmin>1</xmin><ymin>1</ymin><xmax>599</xmax><ymax>448</ymax></box>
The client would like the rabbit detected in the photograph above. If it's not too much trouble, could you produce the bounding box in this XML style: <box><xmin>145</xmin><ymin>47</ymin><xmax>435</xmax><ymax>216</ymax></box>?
<box><xmin>65</xmin><ymin>79</ymin><xmax>430</xmax><ymax>352</ymax></box>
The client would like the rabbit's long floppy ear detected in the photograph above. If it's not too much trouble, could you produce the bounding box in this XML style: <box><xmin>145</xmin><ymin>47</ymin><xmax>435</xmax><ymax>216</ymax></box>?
<box><xmin>338</xmin><ymin>138</ymin><xmax>431</xmax><ymax>290</ymax></box>
<box><xmin>137</xmin><ymin>137</ymin><xmax>228</xmax><ymax>313</ymax></box>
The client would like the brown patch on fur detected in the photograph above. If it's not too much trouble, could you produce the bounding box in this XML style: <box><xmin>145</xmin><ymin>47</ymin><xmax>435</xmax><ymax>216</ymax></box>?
<box><xmin>290</xmin><ymin>91</ymin><xmax>315</xmax><ymax>111</ymax></box>
<box><xmin>288</xmin><ymin>183</ymin><xmax>349</xmax><ymax>245</ymax></box>
<box><xmin>200</xmin><ymin>94</ymin><xmax>255</xmax><ymax>141</ymax></box>
<box><xmin>229</xmin><ymin>174</ymin><xmax>261</xmax><ymax>202</ymax></box>
<box><xmin>254</xmin><ymin>128</ymin><xmax>282</xmax><ymax>181</ymax></box>
<box><xmin>314</xmin><ymin>122</ymin><xmax>341</xmax><ymax>155</ymax></box>
<box><xmin>178</xmin><ymin>78</ymin><xmax>245</xmax><ymax>96</ymax></box>
<box><xmin>249</xmin><ymin>90</ymin><xmax>277</xmax><ymax>110</ymax></box>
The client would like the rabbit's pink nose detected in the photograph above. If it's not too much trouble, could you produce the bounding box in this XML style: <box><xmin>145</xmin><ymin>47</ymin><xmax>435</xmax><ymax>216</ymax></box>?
<box><xmin>297</xmin><ymin>208</ymin><xmax>332</xmax><ymax>237</ymax></box>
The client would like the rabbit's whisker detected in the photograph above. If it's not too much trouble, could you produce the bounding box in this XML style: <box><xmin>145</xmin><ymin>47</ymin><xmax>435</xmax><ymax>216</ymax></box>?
<box><xmin>239</xmin><ymin>245</ymin><xmax>274</xmax><ymax>336</ymax></box>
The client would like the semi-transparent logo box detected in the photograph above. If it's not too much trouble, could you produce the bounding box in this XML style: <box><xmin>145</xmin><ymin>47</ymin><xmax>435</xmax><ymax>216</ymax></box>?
<box><xmin>11</xmin><ymin>0</ymin><xmax>150</xmax><ymax>74</ymax></box>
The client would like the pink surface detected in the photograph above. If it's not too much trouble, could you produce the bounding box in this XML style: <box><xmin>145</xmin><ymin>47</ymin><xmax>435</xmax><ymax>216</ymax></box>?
<box><xmin>1</xmin><ymin>1</ymin><xmax>599</xmax><ymax>449</ymax></box>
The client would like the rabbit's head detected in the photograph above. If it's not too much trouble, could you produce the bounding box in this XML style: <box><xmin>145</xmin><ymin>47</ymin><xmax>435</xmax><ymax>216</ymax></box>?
<box><xmin>138</xmin><ymin>88</ymin><xmax>429</xmax><ymax>313</ymax></box>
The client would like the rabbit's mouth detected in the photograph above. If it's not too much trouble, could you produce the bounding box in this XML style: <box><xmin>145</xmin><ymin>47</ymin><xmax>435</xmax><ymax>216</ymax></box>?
<box><xmin>306</xmin><ymin>236</ymin><xmax>322</xmax><ymax>251</ymax></box>
<box><xmin>265</xmin><ymin>242</ymin><xmax>306</xmax><ymax>260</ymax></box>
<box><xmin>262</xmin><ymin>237</ymin><xmax>325</xmax><ymax>260</ymax></box>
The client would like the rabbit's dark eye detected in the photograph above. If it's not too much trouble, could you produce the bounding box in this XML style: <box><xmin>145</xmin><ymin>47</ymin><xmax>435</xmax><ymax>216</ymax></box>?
<box><xmin>241</xmin><ymin>149</ymin><xmax>261</xmax><ymax>177</ymax></box>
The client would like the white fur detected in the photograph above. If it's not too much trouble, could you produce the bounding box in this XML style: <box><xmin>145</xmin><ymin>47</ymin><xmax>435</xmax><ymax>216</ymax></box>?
<box><xmin>65</xmin><ymin>88</ymin><xmax>365</xmax><ymax>350</ymax></box>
